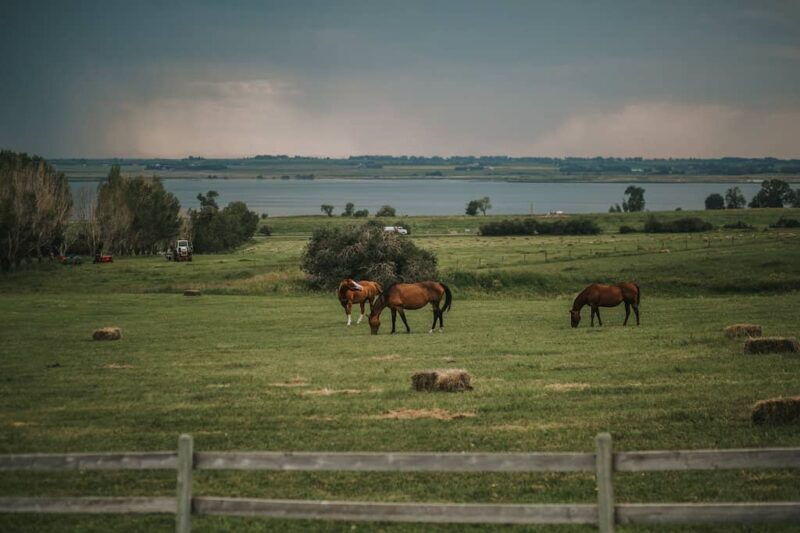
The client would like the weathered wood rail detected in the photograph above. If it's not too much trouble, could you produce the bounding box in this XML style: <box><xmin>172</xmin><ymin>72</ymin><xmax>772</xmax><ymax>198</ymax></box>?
<box><xmin>1</xmin><ymin>433</ymin><xmax>799</xmax><ymax>532</ymax></box>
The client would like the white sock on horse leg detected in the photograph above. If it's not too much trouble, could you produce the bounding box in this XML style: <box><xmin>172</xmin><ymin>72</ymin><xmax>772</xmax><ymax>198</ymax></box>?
<box><xmin>347</xmin><ymin>314</ymin><xmax>352</xmax><ymax>326</ymax></box>
<box><xmin>357</xmin><ymin>314</ymin><xmax>363</xmax><ymax>324</ymax></box>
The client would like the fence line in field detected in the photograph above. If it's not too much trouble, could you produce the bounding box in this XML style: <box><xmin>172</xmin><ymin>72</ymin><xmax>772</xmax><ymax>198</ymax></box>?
<box><xmin>1</xmin><ymin>433</ymin><xmax>799</xmax><ymax>532</ymax></box>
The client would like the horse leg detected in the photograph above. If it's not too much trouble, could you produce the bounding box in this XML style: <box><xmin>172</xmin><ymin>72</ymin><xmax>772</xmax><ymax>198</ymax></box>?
<box><xmin>398</xmin><ymin>310</ymin><xmax>411</xmax><ymax>333</ymax></box>
<box><xmin>346</xmin><ymin>301</ymin><xmax>353</xmax><ymax>326</ymax></box>
<box><xmin>357</xmin><ymin>301</ymin><xmax>366</xmax><ymax>324</ymax></box>
<box><xmin>391</xmin><ymin>309</ymin><xmax>397</xmax><ymax>334</ymax></box>
<box><xmin>429</xmin><ymin>302</ymin><xmax>441</xmax><ymax>333</ymax></box>
<box><xmin>623</xmin><ymin>302</ymin><xmax>630</xmax><ymax>326</ymax></box>
<box><xmin>596</xmin><ymin>307</ymin><xmax>603</xmax><ymax>327</ymax></box>
<box><xmin>633</xmin><ymin>304</ymin><xmax>640</xmax><ymax>325</ymax></box>
<box><xmin>590</xmin><ymin>307</ymin><xmax>595</xmax><ymax>327</ymax></box>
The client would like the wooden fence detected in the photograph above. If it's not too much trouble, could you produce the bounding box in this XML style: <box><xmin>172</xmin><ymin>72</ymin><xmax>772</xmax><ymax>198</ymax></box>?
<box><xmin>1</xmin><ymin>433</ymin><xmax>799</xmax><ymax>532</ymax></box>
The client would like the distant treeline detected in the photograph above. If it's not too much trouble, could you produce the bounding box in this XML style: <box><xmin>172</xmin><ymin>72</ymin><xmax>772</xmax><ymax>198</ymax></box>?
<box><xmin>51</xmin><ymin>155</ymin><xmax>800</xmax><ymax>176</ymax></box>
<box><xmin>480</xmin><ymin>218</ymin><xmax>601</xmax><ymax>236</ymax></box>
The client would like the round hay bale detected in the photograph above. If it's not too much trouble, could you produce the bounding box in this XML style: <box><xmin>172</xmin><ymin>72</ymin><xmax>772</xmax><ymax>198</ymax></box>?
<box><xmin>411</xmin><ymin>369</ymin><xmax>473</xmax><ymax>392</ymax></box>
<box><xmin>92</xmin><ymin>327</ymin><xmax>121</xmax><ymax>341</ymax></box>
<box><xmin>743</xmin><ymin>337</ymin><xmax>800</xmax><ymax>354</ymax></box>
<box><xmin>183</xmin><ymin>289</ymin><xmax>201</xmax><ymax>297</ymax></box>
<box><xmin>752</xmin><ymin>396</ymin><xmax>800</xmax><ymax>425</ymax></box>
<box><xmin>724</xmin><ymin>323</ymin><xmax>762</xmax><ymax>339</ymax></box>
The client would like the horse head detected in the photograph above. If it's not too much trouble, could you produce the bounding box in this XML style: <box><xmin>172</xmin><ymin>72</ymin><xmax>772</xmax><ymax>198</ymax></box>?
<box><xmin>369</xmin><ymin>314</ymin><xmax>381</xmax><ymax>334</ymax></box>
<box><xmin>570</xmin><ymin>309</ymin><xmax>581</xmax><ymax>328</ymax></box>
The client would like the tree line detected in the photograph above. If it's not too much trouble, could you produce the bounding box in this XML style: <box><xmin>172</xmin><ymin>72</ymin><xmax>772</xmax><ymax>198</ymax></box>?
<box><xmin>0</xmin><ymin>151</ymin><xmax>259</xmax><ymax>271</ymax></box>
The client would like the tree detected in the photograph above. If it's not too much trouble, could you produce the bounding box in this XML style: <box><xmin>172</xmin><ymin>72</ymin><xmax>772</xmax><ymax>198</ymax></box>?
<box><xmin>342</xmin><ymin>202</ymin><xmax>355</xmax><ymax>216</ymax></box>
<box><xmin>320</xmin><ymin>204</ymin><xmax>334</xmax><ymax>217</ymax></box>
<box><xmin>466</xmin><ymin>197</ymin><xmax>491</xmax><ymax>216</ymax></box>
<box><xmin>353</xmin><ymin>209</ymin><xmax>369</xmax><ymax>217</ymax></box>
<box><xmin>608</xmin><ymin>204</ymin><xmax>622</xmax><ymax>213</ymax></box>
<box><xmin>96</xmin><ymin>167</ymin><xmax>181</xmax><ymax>255</ymax></box>
<box><xmin>189</xmin><ymin>193</ymin><xmax>259</xmax><ymax>253</ymax></box>
<box><xmin>725</xmin><ymin>186</ymin><xmax>746</xmax><ymax>209</ymax></box>
<box><xmin>748</xmin><ymin>179</ymin><xmax>794</xmax><ymax>208</ymax></box>
<box><xmin>0</xmin><ymin>150</ymin><xmax>73</xmax><ymax>270</ymax></box>
<box><xmin>301</xmin><ymin>221</ymin><xmax>438</xmax><ymax>289</ymax></box>
<box><xmin>622</xmin><ymin>186</ymin><xmax>645</xmax><ymax>212</ymax></box>
<box><xmin>376</xmin><ymin>205</ymin><xmax>396</xmax><ymax>217</ymax></box>
<box><xmin>704</xmin><ymin>193</ymin><xmax>725</xmax><ymax>210</ymax></box>
<box><xmin>197</xmin><ymin>190</ymin><xmax>219</xmax><ymax>209</ymax></box>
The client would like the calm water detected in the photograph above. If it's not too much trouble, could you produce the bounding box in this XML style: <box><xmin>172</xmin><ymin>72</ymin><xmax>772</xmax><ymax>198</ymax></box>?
<box><xmin>69</xmin><ymin>179</ymin><xmax>761</xmax><ymax>216</ymax></box>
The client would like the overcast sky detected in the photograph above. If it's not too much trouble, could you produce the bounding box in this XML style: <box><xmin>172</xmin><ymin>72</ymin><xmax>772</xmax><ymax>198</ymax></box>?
<box><xmin>2</xmin><ymin>0</ymin><xmax>799</xmax><ymax>158</ymax></box>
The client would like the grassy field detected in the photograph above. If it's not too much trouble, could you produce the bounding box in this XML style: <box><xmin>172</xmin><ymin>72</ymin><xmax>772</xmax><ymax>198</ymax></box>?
<box><xmin>1</xmin><ymin>209</ymin><xmax>800</xmax><ymax>531</ymax></box>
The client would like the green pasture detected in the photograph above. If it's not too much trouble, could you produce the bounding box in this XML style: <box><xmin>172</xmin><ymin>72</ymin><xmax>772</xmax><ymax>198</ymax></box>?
<box><xmin>1</xmin><ymin>209</ymin><xmax>800</xmax><ymax>531</ymax></box>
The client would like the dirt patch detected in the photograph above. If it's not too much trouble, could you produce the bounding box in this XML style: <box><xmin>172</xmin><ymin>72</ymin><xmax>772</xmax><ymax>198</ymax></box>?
<box><xmin>544</xmin><ymin>383</ymin><xmax>590</xmax><ymax>392</ymax></box>
<box><xmin>305</xmin><ymin>415</ymin><xmax>338</xmax><ymax>421</ymax></box>
<box><xmin>370</xmin><ymin>408</ymin><xmax>476</xmax><ymax>421</ymax></box>
<box><xmin>270</xmin><ymin>377</ymin><xmax>308</xmax><ymax>387</ymax></box>
<box><xmin>10</xmin><ymin>421</ymin><xmax>34</xmax><ymax>427</ymax></box>
<box><xmin>304</xmin><ymin>387</ymin><xmax>382</xmax><ymax>396</ymax></box>
<box><xmin>205</xmin><ymin>383</ymin><xmax>231</xmax><ymax>389</ymax></box>
<box><xmin>103</xmin><ymin>363</ymin><xmax>134</xmax><ymax>369</ymax></box>
<box><xmin>491</xmin><ymin>422</ymin><xmax>566</xmax><ymax>432</ymax></box>
<box><xmin>369</xmin><ymin>354</ymin><xmax>402</xmax><ymax>361</ymax></box>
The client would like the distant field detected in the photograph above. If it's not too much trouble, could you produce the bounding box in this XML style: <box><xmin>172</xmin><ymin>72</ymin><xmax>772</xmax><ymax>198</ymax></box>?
<box><xmin>1</xmin><ymin>209</ymin><xmax>799</xmax><ymax>531</ymax></box>
<box><xmin>53</xmin><ymin>159</ymin><xmax>800</xmax><ymax>183</ymax></box>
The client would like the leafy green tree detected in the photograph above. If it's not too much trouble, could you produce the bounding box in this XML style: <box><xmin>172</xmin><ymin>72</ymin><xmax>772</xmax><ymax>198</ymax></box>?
<box><xmin>96</xmin><ymin>166</ymin><xmax>181</xmax><ymax>255</ymax></box>
<box><xmin>197</xmin><ymin>190</ymin><xmax>219</xmax><ymax>209</ymax></box>
<box><xmin>725</xmin><ymin>186</ymin><xmax>746</xmax><ymax>209</ymax></box>
<box><xmin>622</xmin><ymin>186</ymin><xmax>645</xmax><ymax>212</ymax></box>
<box><xmin>301</xmin><ymin>222</ymin><xmax>438</xmax><ymax>289</ymax></box>
<box><xmin>466</xmin><ymin>197</ymin><xmax>491</xmax><ymax>216</ymax></box>
<box><xmin>748</xmin><ymin>179</ymin><xmax>794</xmax><ymax>208</ymax></box>
<box><xmin>189</xmin><ymin>193</ymin><xmax>259</xmax><ymax>253</ymax></box>
<box><xmin>704</xmin><ymin>193</ymin><xmax>725</xmax><ymax>210</ymax></box>
<box><xmin>608</xmin><ymin>204</ymin><xmax>622</xmax><ymax>213</ymax></box>
<box><xmin>320</xmin><ymin>204</ymin><xmax>334</xmax><ymax>217</ymax></box>
<box><xmin>342</xmin><ymin>202</ymin><xmax>355</xmax><ymax>216</ymax></box>
<box><xmin>376</xmin><ymin>205</ymin><xmax>396</xmax><ymax>217</ymax></box>
<box><xmin>353</xmin><ymin>209</ymin><xmax>369</xmax><ymax>218</ymax></box>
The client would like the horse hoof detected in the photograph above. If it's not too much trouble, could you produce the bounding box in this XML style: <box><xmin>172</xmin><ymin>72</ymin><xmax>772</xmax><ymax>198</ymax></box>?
<box><xmin>429</xmin><ymin>329</ymin><xmax>433</xmax><ymax>334</ymax></box>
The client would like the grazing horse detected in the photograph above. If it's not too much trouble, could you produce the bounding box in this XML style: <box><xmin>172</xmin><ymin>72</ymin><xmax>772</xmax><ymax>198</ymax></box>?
<box><xmin>369</xmin><ymin>281</ymin><xmax>452</xmax><ymax>335</ymax></box>
<box><xmin>570</xmin><ymin>282</ymin><xmax>640</xmax><ymax>328</ymax></box>
<box><xmin>338</xmin><ymin>278</ymin><xmax>382</xmax><ymax>326</ymax></box>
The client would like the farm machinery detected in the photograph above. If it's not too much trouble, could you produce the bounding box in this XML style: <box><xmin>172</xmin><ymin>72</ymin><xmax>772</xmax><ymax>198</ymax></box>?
<box><xmin>166</xmin><ymin>239</ymin><xmax>193</xmax><ymax>262</ymax></box>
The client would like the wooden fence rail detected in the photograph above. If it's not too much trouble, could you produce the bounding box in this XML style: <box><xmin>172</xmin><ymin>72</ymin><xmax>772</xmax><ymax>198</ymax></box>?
<box><xmin>1</xmin><ymin>433</ymin><xmax>799</xmax><ymax>532</ymax></box>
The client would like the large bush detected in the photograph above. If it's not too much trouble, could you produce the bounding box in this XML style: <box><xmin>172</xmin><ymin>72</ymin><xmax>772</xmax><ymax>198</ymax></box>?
<box><xmin>644</xmin><ymin>216</ymin><xmax>713</xmax><ymax>233</ymax></box>
<box><xmin>301</xmin><ymin>221</ymin><xmax>437</xmax><ymax>289</ymax></box>
<box><xmin>0</xmin><ymin>150</ymin><xmax>73</xmax><ymax>270</ymax></box>
<box><xmin>479</xmin><ymin>217</ymin><xmax>600</xmax><ymax>236</ymax></box>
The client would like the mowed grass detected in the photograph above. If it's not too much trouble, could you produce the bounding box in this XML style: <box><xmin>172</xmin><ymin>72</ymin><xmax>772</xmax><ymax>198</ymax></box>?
<box><xmin>1</xmin><ymin>209</ymin><xmax>800</xmax><ymax>531</ymax></box>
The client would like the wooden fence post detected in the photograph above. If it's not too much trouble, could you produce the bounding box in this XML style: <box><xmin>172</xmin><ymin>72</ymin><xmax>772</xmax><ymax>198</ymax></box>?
<box><xmin>596</xmin><ymin>433</ymin><xmax>615</xmax><ymax>533</ymax></box>
<box><xmin>176</xmin><ymin>434</ymin><xmax>194</xmax><ymax>533</ymax></box>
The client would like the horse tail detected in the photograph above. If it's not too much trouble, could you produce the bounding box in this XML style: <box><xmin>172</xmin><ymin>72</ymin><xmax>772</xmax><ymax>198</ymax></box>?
<box><xmin>440</xmin><ymin>282</ymin><xmax>452</xmax><ymax>313</ymax></box>
<box><xmin>634</xmin><ymin>282</ymin><xmax>641</xmax><ymax>305</ymax></box>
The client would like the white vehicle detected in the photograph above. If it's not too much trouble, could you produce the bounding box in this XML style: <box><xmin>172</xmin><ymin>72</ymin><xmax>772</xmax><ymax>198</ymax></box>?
<box><xmin>166</xmin><ymin>239</ymin><xmax>193</xmax><ymax>261</ymax></box>
<box><xmin>383</xmin><ymin>226</ymin><xmax>408</xmax><ymax>235</ymax></box>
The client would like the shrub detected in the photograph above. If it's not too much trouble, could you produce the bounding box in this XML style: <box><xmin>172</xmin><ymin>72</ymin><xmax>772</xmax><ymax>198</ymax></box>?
<box><xmin>723</xmin><ymin>221</ymin><xmax>754</xmax><ymax>230</ymax></box>
<box><xmin>770</xmin><ymin>217</ymin><xmax>800</xmax><ymax>228</ymax></box>
<box><xmin>705</xmin><ymin>193</ymin><xmax>724</xmax><ymax>210</ymax></box>
<box><xmin>301</xmin><ymin>222</ymin><xmax>438</xmax><ymax>289</ymax></box>
<box><xmin>480</xmin><ymin>218</ymin><xmax>600</xmax><ymax>236</ymax></box>
<box><xmin>353</xmin><ymin>209</ymin><xmax>369</xmax><ymax>218</ymax></box>
<box><xmin>376</xmin><ymin>205</ymin><xmax>396</xmax><ymax>217</ymax></box>
<box><xmin>258</xmin><ymin>225</ymin><xmax>272</xmax><ymax>236</ymax></box>
<box><xmin>619</xmin><ymin>225</ymin><xmax>638</xmax><ymax>234</ymax></box>
<box><xmin>644</xmin><ymin>216</ymin><xmax>713</xmax><ymax>233</ymax></box>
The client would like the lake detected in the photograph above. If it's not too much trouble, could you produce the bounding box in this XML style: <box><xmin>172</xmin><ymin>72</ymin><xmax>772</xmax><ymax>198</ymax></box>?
<box><xmin>69</xmin><ymin>178</ymin><xmax>762</xmax><ymax>216</ymax></box>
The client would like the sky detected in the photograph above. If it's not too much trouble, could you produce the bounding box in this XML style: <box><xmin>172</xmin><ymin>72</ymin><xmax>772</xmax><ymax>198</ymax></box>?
<box><xmin>1</xmin><ymin>0</ymin><xmax>800</xmax><ymax>158</ymax></box>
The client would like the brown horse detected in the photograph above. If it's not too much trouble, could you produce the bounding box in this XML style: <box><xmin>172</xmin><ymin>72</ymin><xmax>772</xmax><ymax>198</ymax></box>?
<box><xmin>338</xmin><ymin>278</ymin><xmax>382</xmax><ymax>326</ymax></box>
<box><xmin>369</xmin><ymin>281</ymin><xmax>452</xmax><ymax>334</ymax></box>
<box><xmin>570</xmin><ymin>282</ymin><xmax>640</xmax><ymax>328</ymax></box>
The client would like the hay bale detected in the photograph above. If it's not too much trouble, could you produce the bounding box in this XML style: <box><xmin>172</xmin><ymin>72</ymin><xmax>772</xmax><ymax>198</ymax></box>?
<box><xmin>411</xmin><ymin>369</ymin><xmax>473</xmax><ymax>392</ymax></box>
<box><xmin>743</xmin><ymin>337</ymin><xmax>800</xmax><ymax>354</ymax></box>
<box><xmin>752</xmin><ymin>396</ymin><xmax>800</xmax><ymax>425</ymax></box>
<box><xmin>724</xmin><ymin>323</ymin><xmax>762</xmax><ymax>339</ymax></box>
<box><xmin>184</xmin><ymin>289</ymin><xmax>201</xmax><ymax>297</ymax></box>
<box><xmin>92</xmin><ymin>327</ymin><xmax>121</xmax><ymax>341</ymax></box>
